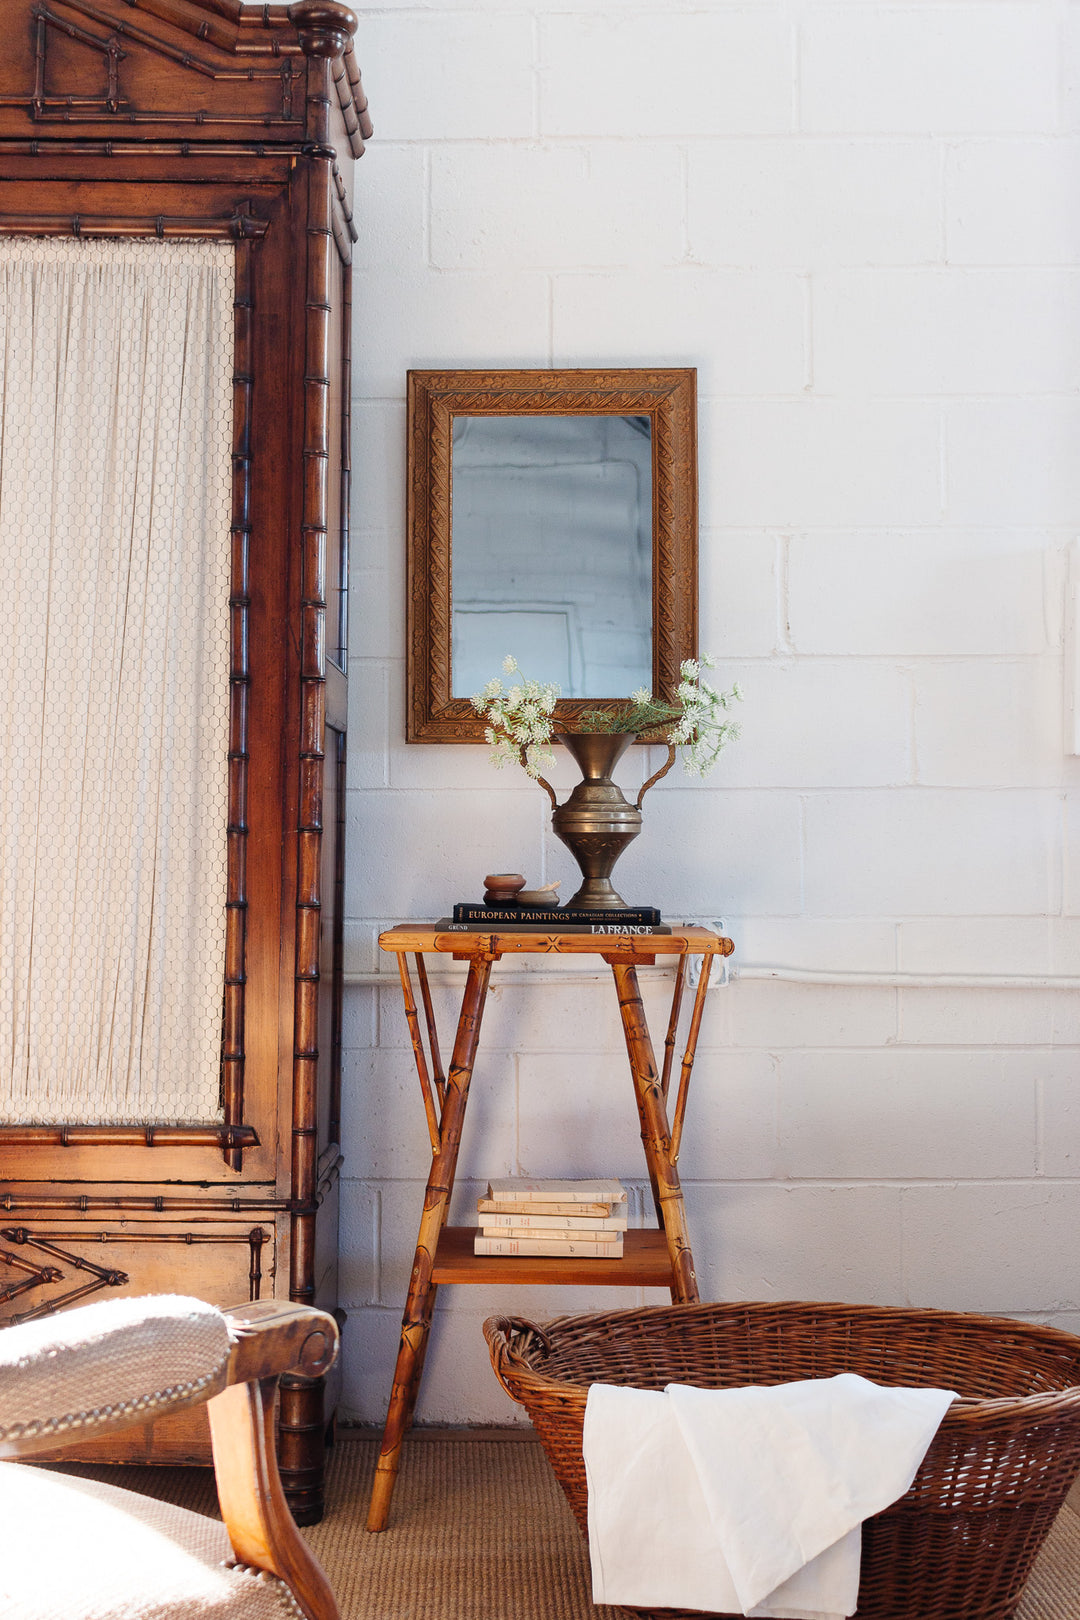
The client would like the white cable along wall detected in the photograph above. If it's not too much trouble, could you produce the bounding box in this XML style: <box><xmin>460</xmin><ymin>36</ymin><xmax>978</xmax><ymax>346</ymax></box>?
<box><xmin>0</xmin><ymin>238</ymin><xmax>233</xmax><ymax>1124</ymax></box>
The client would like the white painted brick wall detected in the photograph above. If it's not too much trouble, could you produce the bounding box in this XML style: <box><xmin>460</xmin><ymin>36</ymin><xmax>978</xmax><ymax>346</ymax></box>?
<box><xmin>946</xmin><ymin>400</ymin><xmax>1080</xmax><ymax>526</ymax></box>
<box><xmin>702</xmin><ymin>401</ymin><xmax>942</xmax><ymax>529</ymax></box>
<box><xmin>552</xmin><ymin>268</ymin><xmax>809</xmax><ymax>395</ymax></box>
<box><xmin>337</xmin><ymin>0</ymin><xmax>1080</xmax><ymax>1426</ymax></box>
<box><xmin>798</xmin><ymin>8</ymin><xmax>1059</xmax><ymax>135</ymax></box>
<box><xmin>813</xmin><ymin>270</ymin><xmax>1080</xmax><ymax>396</ymax></box>
<box><xmin>430</xmin><ymin>145</ymin><xmax>686</xmax><ymax>271</ymax></box>
<box><xmin>803</xmin><ymin>791</ymin><xmax>1061</xmax><ymax>916</ymax></box>
<box><xmin>913</xmin><ymin>659</ymin><xmax>1068</xmax><ymax>787</ymax></box>
<box><xmin>689</xmin><ymin>140</ymin><xmax>943</xmax><ymax>268</ymax></box>
<box><xmin>538</xmin><ymin>12</ymin><xmax>795</xmax><ymax>137</ymax></box>
<box><xmin>946</xmin><ymin>140</ymin><xmax>1080</xmax><ymax>266</ymax></box>
<box><xmin>787</xmin><ymin>532</ymin><xmax>1050</xmax><ymax>657</ymax></box>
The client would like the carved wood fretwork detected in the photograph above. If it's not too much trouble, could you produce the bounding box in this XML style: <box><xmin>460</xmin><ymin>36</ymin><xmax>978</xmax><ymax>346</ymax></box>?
<box><xmin>0</xmin><ymin>209</ymin><xmax>268</xmax><ymax>239</ymax></box>
<box><xmin>0</xmin><ymin>1244</ymin><xmax>62</xmax><ymax>1307</ymax></box>
<box><xmin>292</xmin><ymin>154</ymin><xmax>333</xmax><ymax>1306</ymax></box>
<box><xmin>0</xmin><ymin>1229</ymin><xmax>129</xmax><ymax>1321</ymax></box>
<box><xmin>0</xmin><ymin>1225</ymin><xmax>271</xmax><ymax>1319</ymax></box>
<box><xmin>0</xmin><ymin>1125</ymin><xmax>259</xmax><ymax>1149</ymax></box>
<box><xmin>223</xmin><ymin>230</ymin><xmax>255</xmax><ymax>1170</ymax></box>
<box><xmin>25</xmin><ymin>0</ymin><xmax>302</xmax><ymax>128</ymax></box>
<box><xmin>0</xmin><ymin>0</ymin><xmax>372</xmax><ymax>159</ymax></box>
<box><xmin>0</xmin><ymin>1145</ymin><xmax>342</xmax><ymax>1220</ymax></box>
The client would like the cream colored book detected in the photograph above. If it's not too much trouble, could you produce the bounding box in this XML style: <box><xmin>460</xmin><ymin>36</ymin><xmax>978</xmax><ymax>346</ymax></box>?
<box><xmin>479</xmin><ymin>1224</ymin><xmax>622</xmax><ymax>1243</ymax></box>
<box><xmin>485</xmin><ymin>1177</ymin><xmax>627</xmax><ymax>1206</ymax></box>
<box><xmin>477</xmin><ymin>1197</ymin><xmax>617</xmax><ymax>1219</ymax></box>
<box><xmin>479</xmin><ymin>1210</ymin><xmax>628</xmax><ymax>1232</ymax></box>
<box><xmin>473</xmin><ymin>1233</ymin><xmax>625</xmax><ymax>1258</ymax></box>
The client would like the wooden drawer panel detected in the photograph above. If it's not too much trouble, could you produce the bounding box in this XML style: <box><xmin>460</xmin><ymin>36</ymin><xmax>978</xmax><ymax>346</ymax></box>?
<box><xmin>1</xmin><ymin>1221</ymin><xmax>277</xmax><ymax>1465</ymax></box>
<box><xmin>0</xmin><ymin>1221</ymin><xmax>275</xmax><ymax>1324</ymax></box>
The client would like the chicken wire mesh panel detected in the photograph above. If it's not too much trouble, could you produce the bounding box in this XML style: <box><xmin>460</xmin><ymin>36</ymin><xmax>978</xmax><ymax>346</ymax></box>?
<box><xmin>0</xmin><ymin>237</ymin><xmax>233</xmax><ymax>1124</ymax></box>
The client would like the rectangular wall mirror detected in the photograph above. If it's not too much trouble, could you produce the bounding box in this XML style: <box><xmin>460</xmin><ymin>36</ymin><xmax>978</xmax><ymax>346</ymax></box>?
<box><xmin>406</xmin><ymin>368</ymin><xmax>698</xmax><ymax>742</ymax></box>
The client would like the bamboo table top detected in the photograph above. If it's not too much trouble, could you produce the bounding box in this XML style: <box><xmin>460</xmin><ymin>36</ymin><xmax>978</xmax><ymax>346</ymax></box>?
<box><xmin>379</xmin><ymin>924</ymin><xmax>735</xmax><ymax>958</ymax></box>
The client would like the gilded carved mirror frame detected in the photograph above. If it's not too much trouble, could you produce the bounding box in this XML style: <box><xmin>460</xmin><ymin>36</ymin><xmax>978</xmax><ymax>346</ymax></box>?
<box><xmin>406</xmin><ymin>367</ymin><xmax>698</xmax><ymax>742</ymax></box>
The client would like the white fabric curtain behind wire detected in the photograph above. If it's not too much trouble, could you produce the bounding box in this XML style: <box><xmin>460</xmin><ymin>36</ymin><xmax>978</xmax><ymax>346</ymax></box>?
<box><xmin>0</xmin><ymin>238</ymin><xmax>233</xmax><ymax>1124</ymax></box>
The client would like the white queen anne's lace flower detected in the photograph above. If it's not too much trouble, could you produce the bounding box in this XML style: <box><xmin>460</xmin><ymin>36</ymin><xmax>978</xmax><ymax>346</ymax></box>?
<box><xmin>471</xmin><ymin>652</ymin><xmax>742</xmax><ymax>784</ymax></box>
<box><xmin>471</xmin><ymin>662</ymin><xmax>560</xmax><ymax>777</ymax></box>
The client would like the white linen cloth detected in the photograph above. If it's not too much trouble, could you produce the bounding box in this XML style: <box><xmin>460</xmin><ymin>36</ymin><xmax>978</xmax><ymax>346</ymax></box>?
<box><xmin>583</xmin><ymin>1372</ymin><xmax>956</xmax><ymax>1619</ymax></box>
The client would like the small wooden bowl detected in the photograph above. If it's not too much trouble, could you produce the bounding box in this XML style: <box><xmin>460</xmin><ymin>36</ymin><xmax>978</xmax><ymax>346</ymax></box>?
<box><xmin>483</xmin><ymin>873</ymin><xmax>526</xmax><ymax>905</ymax></box>
<box><xmin>516</xmin><ymin>890</ymin><xmax>560</xmax><ymax>908</ymax></box>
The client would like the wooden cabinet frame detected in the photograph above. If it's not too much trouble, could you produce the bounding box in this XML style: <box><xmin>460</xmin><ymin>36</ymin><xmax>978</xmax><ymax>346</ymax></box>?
<box><xmin>0</xmin><ymin>0</ymin><xmax>367</xmax><ymax>1524</ymax></box>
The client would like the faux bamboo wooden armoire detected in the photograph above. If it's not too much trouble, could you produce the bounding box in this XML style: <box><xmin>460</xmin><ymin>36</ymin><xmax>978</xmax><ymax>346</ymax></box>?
<box><xmin>0</xmin><ymin>0</ymin><xmax>367</xmax><ymax>1523</ymax></box>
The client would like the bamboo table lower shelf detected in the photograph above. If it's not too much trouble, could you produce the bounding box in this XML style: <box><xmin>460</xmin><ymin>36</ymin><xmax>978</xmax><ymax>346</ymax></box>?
<box><xmin>365</xmin><ymin>923</ymin><xmax>734</xmax><ymax>1533</ymax></box>
<box><xmin>432</xmin><ymin>1225</ymin><xmax>674</xmax><ymax>1286</ymax></box>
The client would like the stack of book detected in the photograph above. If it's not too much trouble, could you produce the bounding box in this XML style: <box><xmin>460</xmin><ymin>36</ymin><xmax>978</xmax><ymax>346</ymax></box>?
<box><xmin>473</xmin><ymin>1177</ymin><xmax>627</xmax><ymax>1257</ymax></box>
<box><xmin>441</xmin><ymin>905</ymin><xmax>670</xmax><ymax>936</ymax></box>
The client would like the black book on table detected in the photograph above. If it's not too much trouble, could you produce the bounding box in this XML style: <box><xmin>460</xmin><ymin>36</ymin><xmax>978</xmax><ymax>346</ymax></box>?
<box><xmin>435</xmin><ymin>918</ymin><xmax>673</xmax><ymax>935</ymax></box>
<box><xmin>452</xmin><ymin>902</ymin><xmax>663</xmax><ymax>926</ymax></box>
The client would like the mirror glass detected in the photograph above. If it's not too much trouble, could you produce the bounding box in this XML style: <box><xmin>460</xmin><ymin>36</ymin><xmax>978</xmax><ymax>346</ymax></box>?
<box><xmin>450</xmin><ymin>414</ymin><xmax>652</xmax><ymax>699</ymax></box>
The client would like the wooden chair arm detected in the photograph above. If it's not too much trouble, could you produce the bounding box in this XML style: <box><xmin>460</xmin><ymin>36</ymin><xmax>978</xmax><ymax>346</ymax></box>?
<box><xmin>0</xmin><ymin>1298</ymin><xmax>338</xmax><ymax>1461</ymax></box>
<box><xmin>210</xmin><ymin>1302</ymin><xmax>340</xmax><ymax>1620</ymax></box>
<box><xmin>222</xmin><ymin>1299</ymin><xmax>339</xmax><ymax>1387</ymax></box>
<box><xmin>1</xmin><ymin>1298</ymin><xmax>340</xmax><ymax>1620</ymax></box>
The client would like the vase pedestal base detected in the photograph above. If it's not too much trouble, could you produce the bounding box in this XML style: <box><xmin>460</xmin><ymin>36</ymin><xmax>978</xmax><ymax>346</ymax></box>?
<box><xmin>564</xmin><ymin>877</ymin><xmax>632</xmax><ymax>910</ymax></box>
<box><xmin>550</xmin><ymin>732</ymin><xmax>642</xmax><ymax>910</ymax></box>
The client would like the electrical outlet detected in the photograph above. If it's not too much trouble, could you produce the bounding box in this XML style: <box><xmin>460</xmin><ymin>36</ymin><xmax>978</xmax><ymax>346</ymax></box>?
<box><xmin>682</xmin><ymin>917</ymin><xmax>730</xmax><ymax>988</ymax></box>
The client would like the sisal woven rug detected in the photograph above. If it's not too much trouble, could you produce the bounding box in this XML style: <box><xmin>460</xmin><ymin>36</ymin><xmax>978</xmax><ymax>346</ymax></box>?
<box><xmin>57</xmin><ymin>1433</ymin><xmax>1080</xmax><ymax>1620</ymax></box>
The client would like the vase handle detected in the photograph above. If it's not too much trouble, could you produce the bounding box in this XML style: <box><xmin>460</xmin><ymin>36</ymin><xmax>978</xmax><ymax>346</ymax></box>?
<box><xmin>535</xmin><ymin>774</ymin><xmax>558</xmax><ymax>811</ymax></box>
<box><xmin>635</xmin><ymin>743</ymin><xmax>677</xmax><ymax>809</ymax></box>
<box><xmin>516</xmin><ymin>747</ymin><xmax>559</xmax><ymax>811</ymax></box>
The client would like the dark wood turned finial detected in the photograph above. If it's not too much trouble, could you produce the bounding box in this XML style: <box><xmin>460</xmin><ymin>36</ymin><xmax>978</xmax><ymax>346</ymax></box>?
<box><xmin>288</xmin><ymin>1</ymin><xmax>358</xmax><ymax>56</ymax></box>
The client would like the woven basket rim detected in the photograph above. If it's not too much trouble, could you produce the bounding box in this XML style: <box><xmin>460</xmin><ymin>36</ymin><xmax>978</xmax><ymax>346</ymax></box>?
<box><xmin>491</xmin><ymin>1296</ymin><xmax>1080</xmax><ymax>1332</ymax></box>
<box><xmin>484</xmin><ymin>1299</ymin><xmax>1080</xmax><ymax>1427</ymax></box>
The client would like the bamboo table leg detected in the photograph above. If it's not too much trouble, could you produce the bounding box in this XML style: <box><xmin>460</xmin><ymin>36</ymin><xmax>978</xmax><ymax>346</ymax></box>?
<box><xmin>366</xmin><ymin>953</ymin><xmax>494</xmax><ymax>1532</ymax></box>
<box><xmin>610</xmin><ymin>959</ymin><xmax>699</xmax><ymax>1305</ymax></box>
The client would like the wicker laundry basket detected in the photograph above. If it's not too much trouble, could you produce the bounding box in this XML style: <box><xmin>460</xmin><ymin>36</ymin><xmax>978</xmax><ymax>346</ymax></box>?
<box><xmin>484</xmin><ymin>1300</ymin><xmax>1080</xmax><ymax>1620</ymax></box>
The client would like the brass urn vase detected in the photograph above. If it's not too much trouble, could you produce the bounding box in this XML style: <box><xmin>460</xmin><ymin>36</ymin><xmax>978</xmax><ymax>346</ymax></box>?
<box><xmin>550</xmin><ymin>733</ymin><xmax>641</xmax><ymax>910</ymax></box>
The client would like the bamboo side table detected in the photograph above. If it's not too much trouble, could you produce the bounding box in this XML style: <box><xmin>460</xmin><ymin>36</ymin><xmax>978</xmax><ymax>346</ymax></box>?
<box><xmin>365</xmin><ymin>923</ymin><xmax>735</xmax><ymax>1532</ymax></box>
